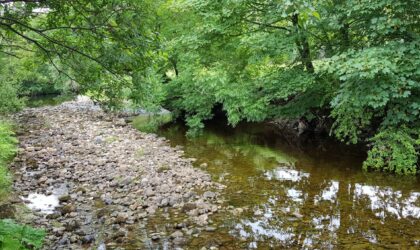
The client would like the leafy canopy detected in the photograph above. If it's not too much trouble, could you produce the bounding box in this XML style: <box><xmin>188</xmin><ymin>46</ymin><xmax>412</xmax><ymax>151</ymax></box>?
<box><xmin>0</xmin><ymin>0</ymin><xmax>419</xmax><ymax>174</ymax></box>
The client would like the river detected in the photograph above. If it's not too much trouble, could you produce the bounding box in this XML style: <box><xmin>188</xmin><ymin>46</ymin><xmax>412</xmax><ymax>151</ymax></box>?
<box><xmin>26</xmin><ymin>96</ymin><xmax>420</xmax><ymax>248</ymax></box>
<box><xmin>157</xmin><ymin>121</ymin><xmax>420</xmax><ymax>248</ymax></box>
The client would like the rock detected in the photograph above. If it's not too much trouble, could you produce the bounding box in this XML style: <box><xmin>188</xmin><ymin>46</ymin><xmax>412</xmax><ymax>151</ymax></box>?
<box><xmin>96</xmin><ymin>208</ymin><xmax>107</xmax><ymax>218</ymax></box>
<box><xmin>203</xmin><ymin>191</ymin><xmax>216</xmax><ymax>200</ymax></box>
<box><xmin>231</xmin><ymin>207</ymin><xmax>244</xmax><ymax>216</ymax></box>
<box><xmin>70</xmin><ymin>235</ymin><xmax>79</xmax><ymax>243</ymax></box>
<box><xmin>60</xmin><ymin>204</ymin><xmax>75</xmax><ymax>215</ymax></box>
<box><xmin>182</xmin><ymin>203</ymin><xmax>197</xmax><ymax>212</ymax></box>
<box><xmin>145</xmin><ymin>188</ymin><xmax>155</xmax><ymax>197</ymax></box>
<box><xmin>170</xmin><ymin>231</ymin><xmax>183</xmax><ymax>239</ymax></box>
<box><xmin>173</xmin><ymin>236</ymin><xmax>186</xmax><ymax>246</ymax></box>
<box><xmin>82</xmin><ymin>235</ymin><xmax>95</xmax><ymax>244</ymax></box>
<box><xmin>46</xmin><ymin>212</ymin><xmax>61</xmax><ymax>219</ymax></box>
<box><xmin>113</xmin><ymin>228</ymin><xmax>127</xmax><ymax>239</ymax></box>
<box><xmin>58</xmin><ymin>195</ymin><xmax>71</xmax><ymax>202</ymax></box>
<box><xmin>38</xmin><ymin>176</ymin><xmax>48</xmax><ymax>183</ymax></box>
<box><xmin>195</xmin><ymin>214</ymin><xmax>209</xmax><ymax>226</ymax></box>
<box><xmin>64</xmin><ymin>220</ymin><xmax>80</xmax><ymax>231</ymax></box>
<box><xmin>160</xmin><ymin>198</ymin><xmax>169</xmax><ymax>207</ymax></box>
<box><xmin>52</xmin><ymin>227</ymin><xmax>65</xmax><ymax>236</ymax></box>
<box><xmin>115</xmin><ymin>119</ymin><xmax>126</xmax><ymax>126</ymax></box>
<box><xmin>205</xmin><ymin>226</ymin><xmax>216</xmax><ymax>232</ymax></box>
<box><xmin>115</xmin><ymin>213</ymin><xmax>129</xmax><ymax>224</ymax></box>
<box><xmin>58</xmin><ymin>236</ymin><xmax>69</xmax><ymax>245</ymax></box>
<box><xmin>94</xmin><ymin>136</ymin><xmax>103</xmax><ymax>144</ymax></box>
<box><xmin>11</xmin><ymin>99</ymin><xmax>225</xmax><ymax>250</ymax></box>
<box><xmin>146</xmin><ymin>206</ymin><xmax>157</xmax><ymax>215</ymax></box>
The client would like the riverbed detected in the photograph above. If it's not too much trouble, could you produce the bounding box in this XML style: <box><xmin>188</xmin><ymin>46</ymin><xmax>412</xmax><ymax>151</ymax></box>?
<box><xmin>157</xmin><ymin>121</ymin><xmax>420</xmax><ymax>249</ymax></box>
<box><xmin>16</xmin><ymin>96</ymin><xmax>420</xmax><ymax>249</ymax></box>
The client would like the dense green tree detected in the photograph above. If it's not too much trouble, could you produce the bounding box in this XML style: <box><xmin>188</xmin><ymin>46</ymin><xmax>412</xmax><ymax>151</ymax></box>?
<box><xmin>0</xmin><ymin>0</ymin><xmax>419</xmax><ymax>174</ymax></box>
<box><xmin>157</xmin><ymin>0</ymin><xmax>419</xmax><ymax>174</ymax></box>
<box><xmin>0</xmin><ymin>0</ymin><xmax>162</xmax><ymax>107</ymax></box>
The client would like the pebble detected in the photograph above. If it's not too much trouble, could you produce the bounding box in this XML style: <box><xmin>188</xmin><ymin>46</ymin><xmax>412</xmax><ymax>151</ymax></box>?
<box><xmin>10</xmin><ymin>98</ymin><xmax>224</xmax><ymax>249</ymax></box>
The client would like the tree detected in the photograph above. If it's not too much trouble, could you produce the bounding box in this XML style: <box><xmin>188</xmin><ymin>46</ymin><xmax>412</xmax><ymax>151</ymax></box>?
<box><xmin>157</xmin><ymin>0</ymin><xmax>419</xmax><ymax>174</ymax></box>
<box><xmin>0</xmin><ymin>0</ymin><xmax>161</xmax><ymax>107</ymax></box>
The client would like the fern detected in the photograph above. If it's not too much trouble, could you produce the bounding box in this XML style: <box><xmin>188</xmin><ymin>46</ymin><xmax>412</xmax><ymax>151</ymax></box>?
<box><xmin>0</xmin><ymin>219</ymin><xmax>45</xmax><ymax>250</ymax></box>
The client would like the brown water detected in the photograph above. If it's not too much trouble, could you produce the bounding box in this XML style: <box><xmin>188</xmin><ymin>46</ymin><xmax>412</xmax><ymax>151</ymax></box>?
<box><xmin>157</xmin><ymin>121</ymin><xmax>420</xmax><ymax>249</ymax></box>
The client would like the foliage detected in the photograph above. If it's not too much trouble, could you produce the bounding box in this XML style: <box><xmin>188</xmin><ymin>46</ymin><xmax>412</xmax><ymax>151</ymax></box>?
<box><xmin>131</xmin><ymin>113</ymin><xmax>173</xmax><ymax>133</ymax></box>
<box><xmin>156</xmin><ymin>0</ymin><xmax>419</xmax><ymax>174</ymax></box>
<box><xmin>0</xmin><ymin>57</ymin><xmax>25</xmax><ymax>114</ymax></box>
<box><xmin>363</xmin><ymin>127</ymin><xmax>419</xmax><ymax>175</ymax></box>
<box><xmin>0</xmin><ymin>0</ymin><xmax>162</xmax><ymax>107</ymax></box>
<box><xmin>0</xmin><ymin>0</ymin><xmax>419</xmax><ymax>174</ymax></box>
<box><xmin>0</xmin><ymin>219</ymin><xmax>45</xmax><ymax>250</ymax></box>
<box><xmin>0</xmin><ymin>121</ymin><xmax>17</xmax><ymax>196</ymax></box>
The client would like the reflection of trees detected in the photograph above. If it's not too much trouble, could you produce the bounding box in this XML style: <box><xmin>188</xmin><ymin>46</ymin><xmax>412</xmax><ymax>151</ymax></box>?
<box><xmin>231</xmin><ymin>167</ymin><xmax>420</xmax><ymax>248</ymax></box>
<box><xmin>159</xmin><ymin>123</ymin><xmax>420</xmax><ymax>247</ymax></box>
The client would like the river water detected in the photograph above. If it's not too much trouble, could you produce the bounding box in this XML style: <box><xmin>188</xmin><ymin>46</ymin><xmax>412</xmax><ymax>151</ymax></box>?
<box><xmin>157</xmin><ymin>121</ymin><xmax>420</xmax><ymax>249</ymax></box>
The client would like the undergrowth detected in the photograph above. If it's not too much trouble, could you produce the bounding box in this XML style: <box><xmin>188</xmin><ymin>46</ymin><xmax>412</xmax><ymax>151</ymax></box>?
<box><xmin>0</xmin><ymin>219</ymin><xmax>45</xmax><ymax>250</ymax></box>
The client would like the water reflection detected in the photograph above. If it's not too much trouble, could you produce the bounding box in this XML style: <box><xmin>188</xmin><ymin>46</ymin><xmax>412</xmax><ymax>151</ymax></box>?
<box><xmin>354</xmin><ymin>184</ymin><xmax>420</xmax><ymax>219</ymax></box>
<box><xmin>158</xmin><ymin>122</ymin><xmax>420</xmax><ymax>248</ymax></box>
<box><xmin>265</xmin><ymin>166</ymin><xmax>309</xmax><ymax>182</ymax></box>
<box><xmin>232</xmin><ymin>166</ymin><xmax>420</xmax><ymax>247</ymax></box>
<box><xmin>315</xmin><ymin>180</ymin><xmax>339</xmax><ymax>204</ymax></box>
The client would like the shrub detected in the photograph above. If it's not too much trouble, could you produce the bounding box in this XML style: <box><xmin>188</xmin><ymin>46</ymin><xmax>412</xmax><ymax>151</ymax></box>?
<box><xmin>0</xmin><ymin>219</ymin><xmax>45</xmax><ymax>250</ymax></box>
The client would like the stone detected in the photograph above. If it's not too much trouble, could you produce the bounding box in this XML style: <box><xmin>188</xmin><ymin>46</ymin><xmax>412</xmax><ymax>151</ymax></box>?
<box><xmin>160</xmin><ymin>198</ymin><xmax>169</xmax><ymax>207</ymax></box>
<box><xmin>46</xmin><ymin>212</ymin><xmax>61</xmax><ymax>219</ymax></box>
<box><xmin>205</xmin><ymin>226</ymin><xmax>216</xmax><ymax>232</ymax></box>
<box><xmin>170</xmin><ymin>231</ymin><xmax>183</xmax><ymax>239</ymax></box>
<box><xmin>145</xmin><ymin>188</ymin><xmax>155</xmax><ymax>197</ymax></box>
<box><xmin>115</xmin><ymin>213</ymin><xmax>129</xmax><ymax>224</ymax></box>
<box><xmin>60</xmin><ymin>204</ymin><xmax>75</xmax><ymax>215</ymax></box>
<box><xmin>82</xmin><ymin>235</ymin><xmax>95</xmax><ymax>244</ymax></box>
<box><xmin>203</xmin><ymin>191</ymin><xmax>216</xmax><ymax>200</ymax></box>
<box><xmin>52</xmin><ymin>227</ymin><xmax>65</xmax><ymax>236</ymax></box>
<box><xmin>64</xmin><ymin>220</ymin><xmax>80</xmax><ymax>231</ymax></box>
<box><xmin>150</xmin><ymin>233</ymin><xmax>161</xmax><ymax>241</ymax></box>
<box><xmin>58</xmin><ymin>195</ymin><xmax>71</xmax><ymax>202</ymax></box>
<box><xmin>11</xmin><ymin>98</ymin><xmax>225</xmax><ymax>250</ymax></box>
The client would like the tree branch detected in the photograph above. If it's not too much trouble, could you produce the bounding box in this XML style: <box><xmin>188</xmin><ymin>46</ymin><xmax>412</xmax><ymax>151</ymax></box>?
<box><xmin>244</xmin><ymin>19</ymin><xmax>290</xmax><ymax>31</ymax></box>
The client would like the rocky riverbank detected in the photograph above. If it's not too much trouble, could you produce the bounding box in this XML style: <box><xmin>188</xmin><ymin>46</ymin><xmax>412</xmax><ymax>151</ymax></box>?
<box><xmin>10</xmin><ymin>98</ymin><xmax>225</xmax><ymax>249</ymax></box>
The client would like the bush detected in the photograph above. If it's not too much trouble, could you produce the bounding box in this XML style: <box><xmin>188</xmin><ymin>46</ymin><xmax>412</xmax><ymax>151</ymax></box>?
<box><xmin>0</xmin><ymin>219</ymin><xmax>45</xmax><ymax>250</ymax></box>
<box><xmin>0</xmin><ymin>122</ymin><xmax>17</xmax><ymax>198</ymax></box>
<box><xmin>132</xmin><ymin>113</ymin><xmax>173</xmax><ymax>133</ymax></box>
<box><xmin>363</xmin><ymin>128</ymin><xmax>419</xmax><ymax>174</ymax></box>
<box><xmin>0</xmin><ymin>82</ymin><xmax>24</xmax><ymax>114</ymax></box>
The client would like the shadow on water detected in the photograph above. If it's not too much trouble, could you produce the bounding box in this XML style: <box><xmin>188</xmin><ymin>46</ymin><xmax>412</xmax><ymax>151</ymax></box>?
<box><xmin>158</xmin><ymin>120</ymin><xmax>420</xmax><ymax>249</ymax></box>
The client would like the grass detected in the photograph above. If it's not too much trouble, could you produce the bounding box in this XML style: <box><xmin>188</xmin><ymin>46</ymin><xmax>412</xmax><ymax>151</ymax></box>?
<box><xmin>0</xmin><ymin>121</ymin><xmax>17</xmax><ymax>199</ymax></box>
<box><xmin>131</xmin><ymin>113</ymin><xmax>172</xmax><ymax>133</ymax></box>
<box><xmin>0</xmin><ymin>122</ymin><xmax>46</xmax><ymax>250</ymax></box>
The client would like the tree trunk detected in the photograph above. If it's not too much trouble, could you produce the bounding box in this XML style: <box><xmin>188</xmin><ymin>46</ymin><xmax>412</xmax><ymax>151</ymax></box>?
<box><xmin>292</xmin><ymin>14</ymin><xmax>314</xmax><ymax>73</ymax></box>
